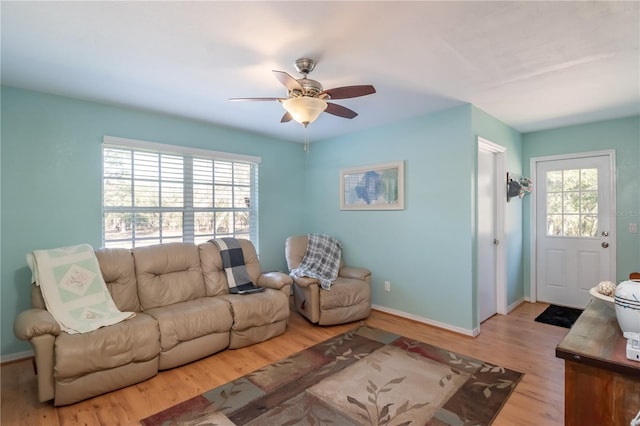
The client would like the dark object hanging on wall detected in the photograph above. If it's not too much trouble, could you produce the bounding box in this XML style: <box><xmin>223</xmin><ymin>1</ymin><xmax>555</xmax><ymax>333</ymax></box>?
<box><xmin>507</xmin><ymin>180</ymin><xmax>522</xmax><ymax>201</ymax></box>
<box><xmin>506</xmin><ymin>173</ymin><xmax>533</xmax><ymax>202</ymax></box>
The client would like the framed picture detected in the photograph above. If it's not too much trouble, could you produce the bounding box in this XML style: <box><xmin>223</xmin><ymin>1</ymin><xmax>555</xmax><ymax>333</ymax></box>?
<box><xmin>340</xmin><ymin>161</ymin><xmax>404</xmax><ymax>210</ymax></box>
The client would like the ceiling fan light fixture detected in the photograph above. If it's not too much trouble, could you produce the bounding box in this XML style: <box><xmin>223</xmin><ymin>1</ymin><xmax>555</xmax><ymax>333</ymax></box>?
<box><xmin>282</xmin><ymin>96</ymin><xmax>327</xmax><ymax>127</ymax></box>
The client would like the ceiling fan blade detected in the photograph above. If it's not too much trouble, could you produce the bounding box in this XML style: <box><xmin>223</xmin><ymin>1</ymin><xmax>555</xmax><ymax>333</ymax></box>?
<box><xmin>281</xmin><ymin>112</ymin><xmax>293</xmax><ymax>123</ymax></box>
<box><xmin>229</xmin><ymin>97</ymin><xmax>282</xmax><ymax>102</ymax></box>
<box><xmin>273</xmin><ymin>70</ymin><xmax>303</xmax><ymax>92</ymax></box>
<box><xmin>325</xmin><ymin>102</ymin><xmax>358</xmax><ymax>119</ymax></box>
<box><xmin>321</xmin><ymin>85</ymin><xmax>376</xmax><ymax>100</ymax></box>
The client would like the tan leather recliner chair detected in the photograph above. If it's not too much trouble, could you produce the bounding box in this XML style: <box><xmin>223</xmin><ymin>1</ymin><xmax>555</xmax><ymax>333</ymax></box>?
<box><xmin>285</xmin><ymin>235</ymin><xmax>372</xmax><ymax>325</ymax></box>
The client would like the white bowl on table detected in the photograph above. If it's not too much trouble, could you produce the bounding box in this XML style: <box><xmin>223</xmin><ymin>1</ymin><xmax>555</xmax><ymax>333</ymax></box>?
<box><xmin>589</xmin><ymin>286</ymin><xmax>614</xmax><ymax>306</ymax></box>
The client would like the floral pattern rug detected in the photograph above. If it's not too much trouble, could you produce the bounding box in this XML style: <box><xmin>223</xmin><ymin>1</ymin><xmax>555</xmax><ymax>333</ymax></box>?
<box><xmin>141</xmin><ymin>325</ymin><xmax>522</xmax><ymax>425</ymax></box>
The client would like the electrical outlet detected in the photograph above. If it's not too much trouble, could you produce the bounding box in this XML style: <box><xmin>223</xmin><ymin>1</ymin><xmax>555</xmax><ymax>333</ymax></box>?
<box><xmin>384</xmin><ymin>281</ymin><xmax>391</xmax><ymax>292</ymax></box>
<box><xmin>630</xmin><ymin>223</ymin><xmax>638</xmax><ymax>234</ymax></box>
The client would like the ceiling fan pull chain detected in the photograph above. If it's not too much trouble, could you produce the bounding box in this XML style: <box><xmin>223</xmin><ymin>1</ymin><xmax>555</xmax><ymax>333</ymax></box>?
<box><xmin>304</xmin><ymin>127</ymin><xmax>310</xmax><ymax>153</ymax></box>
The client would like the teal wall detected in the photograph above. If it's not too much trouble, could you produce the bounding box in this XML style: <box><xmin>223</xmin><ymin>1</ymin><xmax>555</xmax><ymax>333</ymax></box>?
<box><xmin>1</xmin><ymin>86</ymin><xmax>306</xmax><ymax>357</ymax></box>
<box><xmin>522</xmin><ymin>116</ymin><xmax>640</xmax><ymax>295</ymax></box>
<box><xmin>304</xmin><ymin>105</ymin><xmax>482</xmax><ymax>332</ymax></box>
<box><xmin>472</xmin><ymin>106</ymin><xmax>525</xmax><ymax>308</ymax></box>
<box><xmin>303</xmin><ymin>105</ymin><xmax>525</xmax><ymax>333</ymax></box>
<box><xmin>4</xmin><ymin>84</ymin><xmax>634</xmax><ymax>359</ymax></box>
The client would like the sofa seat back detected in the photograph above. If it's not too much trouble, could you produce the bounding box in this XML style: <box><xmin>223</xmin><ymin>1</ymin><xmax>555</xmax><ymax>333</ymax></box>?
<box><xmin>133</xmin><ymin>243</ymin><xmax>205</xmax><ymax>310</ymax></box>
<box><xmin>199</xmin><ymin>240</ymin><xmax>263</xmax><ymax>296</ymax></box>
<box><xmin>95</xmin><ymin>247</ymin><xmax>141</xmax><ymax>312</ymax></box>
<box><xmin>29</xmin><ymin>247</ymin><xmax>142</xmax><ymax>313</ymax></box>
<box><xmin>285</xmin><ymin>235</ymin><xmax>345</xmax><ymax>271</ymax></box>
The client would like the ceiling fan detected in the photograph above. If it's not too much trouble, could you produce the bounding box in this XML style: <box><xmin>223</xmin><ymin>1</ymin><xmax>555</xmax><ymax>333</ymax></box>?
<box><xmin>230</xmin><ymin>58</ymin><xmax>376</xmax><ymax>127</ymax></box>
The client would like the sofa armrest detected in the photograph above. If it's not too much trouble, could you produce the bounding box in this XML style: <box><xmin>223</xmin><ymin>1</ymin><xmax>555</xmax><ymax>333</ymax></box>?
<box><xmin>14</xmin><ymin>309</ymin><xmax>61</xmax><ymax>340</ymax></box>
<box><xmin>32</xmin><ymin>334</ymin><xmax>57</xmax><ymax>402</ymax></box>
<box><xmin>339</xmin><ymin>266</ymin><xmax>371</xmax><ymax>281</ymax></box>
<box><xmin>257</xmin><ymin>271</ymin><xmax>293</xmax><ymax>290</ymax></box>
<box><xmin>291</xmin><ymin>275</ymin><xmax>320</xmax><ymax>288</ymax></box>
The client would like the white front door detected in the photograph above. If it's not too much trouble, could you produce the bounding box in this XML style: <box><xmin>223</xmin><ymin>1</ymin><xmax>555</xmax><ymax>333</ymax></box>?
<box><xmin>535</xmin><ymin>152</ymin><xmax>616</xmax><ymax>308</ymax></box>
<box><xmin>478</xmin><ymin>148</ymin><xmax>497</xmax><ymax>321</ymax></box>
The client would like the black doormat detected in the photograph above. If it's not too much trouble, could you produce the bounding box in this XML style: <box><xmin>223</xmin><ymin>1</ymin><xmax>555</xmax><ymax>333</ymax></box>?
<box><xmin>534</xmin><ymin>304</ymin><xmax>583</xmax><ymax>328</ymax></box>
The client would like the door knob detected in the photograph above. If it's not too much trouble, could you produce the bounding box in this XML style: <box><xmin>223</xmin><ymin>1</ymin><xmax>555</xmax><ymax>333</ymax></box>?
<box><xmin>602</xmin><ymin>242</ymin><xmax>609</xmax><ymax>248</ymax></box>
<box><xmin>602</xmin><ymin>231</ymin><xmax>609</xmax><ymax>237</ymax></box>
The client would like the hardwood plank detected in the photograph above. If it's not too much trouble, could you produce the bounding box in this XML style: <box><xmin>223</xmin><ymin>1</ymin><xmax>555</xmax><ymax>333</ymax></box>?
<box><xmin>1</xmin><ymin>301</ymin><xmax>567</xmax><ymax>425</ymax></box>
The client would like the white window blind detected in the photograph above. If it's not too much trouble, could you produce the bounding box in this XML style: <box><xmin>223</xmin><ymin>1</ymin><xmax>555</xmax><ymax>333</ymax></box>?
<box><xmin>102</xmin><ymin>136</ymin><xmax>260</xmax><ymax>248</ymax></box>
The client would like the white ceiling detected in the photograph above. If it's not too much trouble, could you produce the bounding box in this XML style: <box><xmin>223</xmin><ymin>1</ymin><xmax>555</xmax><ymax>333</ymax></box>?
<box><xmin>2</xmin><ymin>1</ymin><xmax>639</xmax><ymax>143</ymax></box>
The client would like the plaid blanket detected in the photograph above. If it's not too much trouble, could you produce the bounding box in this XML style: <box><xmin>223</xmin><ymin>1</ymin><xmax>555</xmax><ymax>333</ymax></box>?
<box><xmin>211</xmin><ymin>238</ymin><xmax>264</xmax><ymax>294</ymax></box>
<box><xmin>290</xmin><ymin>234</ymin><xmax>342</xmax><ymax>290</ymax></box>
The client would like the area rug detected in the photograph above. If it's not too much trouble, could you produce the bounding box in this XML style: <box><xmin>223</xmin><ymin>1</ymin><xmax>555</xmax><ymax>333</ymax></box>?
<box><xmin>141</xmin><ymin>325</ymin><xmax>523</xmax><ymax>426</ymax></box>
<box><xmin>534</xmin><ymin>304</ymin><xmax>583</xmax><ymax>328</ymax></box>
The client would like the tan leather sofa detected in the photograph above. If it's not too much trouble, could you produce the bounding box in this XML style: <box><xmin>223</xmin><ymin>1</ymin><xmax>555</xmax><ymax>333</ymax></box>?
<box><xmin>285</xmin><ymin>235</ymin><xmax>371</xmax><ymax>325</ymax></box>
<box><xmin>14</xmin><ymin>240</ymin><xmax>291</xmax><ymax>406</ymax></box>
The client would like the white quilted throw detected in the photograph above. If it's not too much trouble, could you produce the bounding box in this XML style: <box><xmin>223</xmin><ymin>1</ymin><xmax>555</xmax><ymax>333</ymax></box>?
<box><xmin>27</xmin><ymin>244</ymin><xmax>134</xmax><ymax>334</ymax></box>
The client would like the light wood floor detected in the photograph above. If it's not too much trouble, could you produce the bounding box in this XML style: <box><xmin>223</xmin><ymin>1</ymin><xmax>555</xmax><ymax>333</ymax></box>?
<box><xmin>1</xmin><ymin>301</ymin><xmax>568</xmax><ymax>425</ymax></box>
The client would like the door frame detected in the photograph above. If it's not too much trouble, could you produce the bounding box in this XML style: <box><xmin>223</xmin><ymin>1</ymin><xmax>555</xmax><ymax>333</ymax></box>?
<box><xmin>529</xmin><ymin>149</ymin><xmax>617</xmax><ymax>303</ymax></box>
<box><xmin>477</xmin><ymin>137</ymin><xmax>508</xmax><ymax>319</ymax></box>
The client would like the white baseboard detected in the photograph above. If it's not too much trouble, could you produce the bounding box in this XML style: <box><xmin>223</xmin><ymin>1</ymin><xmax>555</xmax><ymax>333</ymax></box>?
<box><xmin>507</xmin><ymin>297</ymin><xmax>525</xmax><ymax>313</ymax></box>
<box><xmin>371</xmin><ymin>304</ymin><xmax>478</xmax><ymax>337</ymax></box>
<box><xmin>1</xmin><ymin>349</ymin><xmax>33</xmax><ymax>364</ymax></box>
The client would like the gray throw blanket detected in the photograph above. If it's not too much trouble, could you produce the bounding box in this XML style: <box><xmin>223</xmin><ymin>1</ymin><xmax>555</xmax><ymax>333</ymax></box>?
<box><xmin>290</xmin><ymin>234</ymin><xmax>342</xmax><ymax>290</ymax></box>
<box><xmin>211</xmin><ymin>238</ymin><xmax>264</xmax><ymax>294</ymax></box>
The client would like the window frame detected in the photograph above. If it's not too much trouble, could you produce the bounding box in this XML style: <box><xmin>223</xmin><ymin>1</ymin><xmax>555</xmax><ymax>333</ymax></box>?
<box><xmin>544</xmin><ymin>167</ymin><xmax>598</xmax><ymax>238</ymax></box>
<box><xmin>102</xmin><ymin>136</ymin><xmax>261</xmax><ymax>249</ymax></box>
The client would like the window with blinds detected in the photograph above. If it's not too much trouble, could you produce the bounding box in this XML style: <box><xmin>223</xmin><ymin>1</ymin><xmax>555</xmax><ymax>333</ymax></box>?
<box><xmin>102</xmin><ymin>136</ymin><xmax>260</xmax><ymax>248</ymax></box>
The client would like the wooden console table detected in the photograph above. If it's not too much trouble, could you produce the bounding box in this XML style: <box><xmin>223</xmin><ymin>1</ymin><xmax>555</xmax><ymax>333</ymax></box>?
<box><xmin>556</xmin><ymin>298</ymin><xmax>640</xmax><ymax>426</ymax></box>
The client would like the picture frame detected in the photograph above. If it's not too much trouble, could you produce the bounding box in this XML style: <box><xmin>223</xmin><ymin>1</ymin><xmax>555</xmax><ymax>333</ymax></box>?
<box><xmin>340</xmin><ymin>160</ymin><xmax>404</xmax><ymax>210</ymax></box>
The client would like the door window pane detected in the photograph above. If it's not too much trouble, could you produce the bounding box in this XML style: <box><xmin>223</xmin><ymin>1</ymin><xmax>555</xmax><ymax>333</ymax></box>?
<box><xmin>563</xmin><ymin>192</ymin><xmax>580</xmax><ymax>214</ymax></box>
<box><xmin>563</xmin><ymin>215</ymin><xmax>580</xmax><ymax>236</ymax></box>
<box><xmin>581</xmin><ymin>169</ymin><xmax>597</xmax><ymax>190</ymax></box>
<box><xmin>563</xmin><ymin>169</ymin><xmax>580</xmax><ymax>191</ymax></box>
<box><xmin>581</xmin><ymin>191</ymin><xmax>598</xmax><ymax>214</ymax></box>
<box><xmin>581</xmin><ymin>215</ymin><xmax>598</xmax><ymax>237</ymax></box>
<box><xmin>547</xmin><ymin>215</ymin><xmax>563</xmax><ymax>235</ymax></box>
<box><xmin>545</xmin><ymin>168</ymin><xmax>598</xmax><ymax>237</ymax></box>
<box><xmin>546</xmin><ymin>171</ymin><xmax>563</xmax><ymax>192</ymax></box>
<box><xmin>546</xmin><ymin>193</ymin><xmax>562</xmax><ymax>214</ymax></box>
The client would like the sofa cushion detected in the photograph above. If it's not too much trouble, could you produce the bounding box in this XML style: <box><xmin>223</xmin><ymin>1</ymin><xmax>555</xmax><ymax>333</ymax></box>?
<box><xmin>95</xmin><ymin>247</ymin><xmax>141</xmax><ymax>312</ymax></box>
<box><xmin>54</xmin><ymin>313</ymin><xmax>159</xmax><ymax>380</ymax></box>
<box><xmin>133</xmin><ymin>243</ymin><xmax>205</xmax><ymax>310</ymax></box>
<box><xmin>221</xmin><ymin>289</ymin><xmax>290</xmax><ymax>331</ymax></box>
<box><xmin>319</xmin><ymin>277</ymin><xmax>370</xmax><ymax>310</ymax></box>
<box><xmin>199</xmin><ymin>240</ymin><xmax>262</xmax><ymax>296</ymax></box>
<box><xmin>144</xmin><ymin>297</ymin><xmax>233</xmax><ymax>352</ymax></box>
